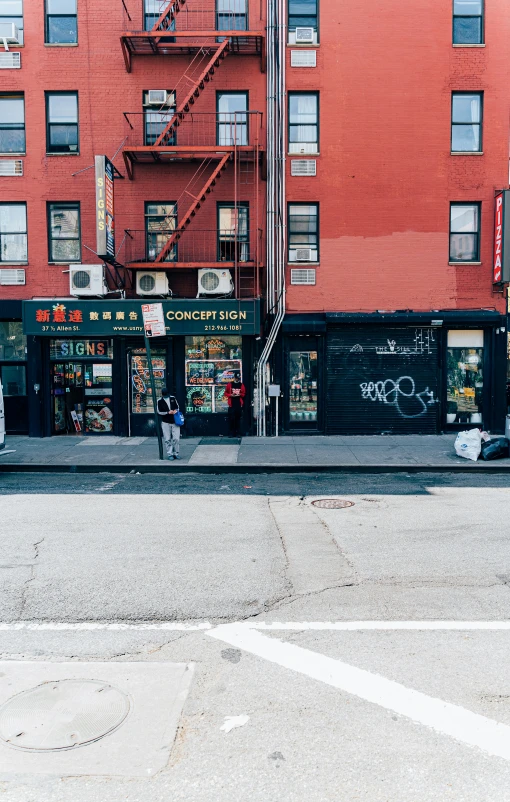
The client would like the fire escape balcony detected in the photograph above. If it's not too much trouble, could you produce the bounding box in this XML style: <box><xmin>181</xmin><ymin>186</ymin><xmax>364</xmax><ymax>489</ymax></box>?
<box><xmin>122</xmin><ymin>111</ymin><xmax>264</xmax><ymax>174</ymax></box>
<box><xmin>120</xmin><ymin>6</ymin><xmax>265</xmax><ymax>72</ymax></box>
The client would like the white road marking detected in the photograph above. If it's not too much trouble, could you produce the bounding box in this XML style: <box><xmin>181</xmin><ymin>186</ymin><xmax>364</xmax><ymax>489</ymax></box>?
<box><xmin>0</xmin><ymin>620</ymin><xmax>510</xmax><ymax>631</ymax></box>
<box><xmin>208</xmin><ymin>624</ymin><xmax>510</xmax><ymax>762</ymax></box>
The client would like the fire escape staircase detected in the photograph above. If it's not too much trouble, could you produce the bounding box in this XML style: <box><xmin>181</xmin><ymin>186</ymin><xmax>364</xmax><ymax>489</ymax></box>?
<box><xmin>153</xmin><ymin>152</ymin><xmax>232</xmax><ymax>264</ymax></box>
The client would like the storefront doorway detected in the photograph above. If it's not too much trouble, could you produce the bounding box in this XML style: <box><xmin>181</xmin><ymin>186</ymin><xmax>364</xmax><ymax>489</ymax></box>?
<box><xmin>128</xmin><ymin>347</ymin><xmax>167</xmax><ymax>437</ymax></box>
<box><xmin>50</xmin><ymin>339</ymin><xmax>114</xmax><ymax>435</ymax></box>
<box><xmin>285</xmin><ymin>336</ymin><xmax>321</xmax><ymax>431</ymax></box>
<box><xmin>446</xmin><ymin>330</ymin><xmax>485</xmax><ymax>427</ymax></box>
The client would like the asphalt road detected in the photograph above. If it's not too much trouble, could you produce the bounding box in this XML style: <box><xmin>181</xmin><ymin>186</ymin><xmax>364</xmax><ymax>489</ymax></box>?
<box><xmin>1</xmin><ymin>472</ymin><xmax>510</xmax><ymax>801</ymax></box>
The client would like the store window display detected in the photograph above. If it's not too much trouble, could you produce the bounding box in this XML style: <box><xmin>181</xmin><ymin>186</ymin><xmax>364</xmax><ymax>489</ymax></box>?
<box><xmin>185</xmin><ymin>336</ymin><xmax>242</xmax><ymax>415</ymax></box>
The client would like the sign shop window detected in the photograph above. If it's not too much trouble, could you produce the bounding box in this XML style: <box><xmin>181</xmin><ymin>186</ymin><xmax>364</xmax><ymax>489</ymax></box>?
<box><xmin>217</xmin><ymin>92</ymin><xmax>248</xmax><ymax>146</ymax></box>
<box><xmin>288</xmin><ymin>203</ymin><xmax>318</xmax><ymax>261</ymax></box>
<box><xmin>453</xmin><ymin>0</ymin><xmax>483</xmax><ymax>44</ymax></box>
<box><xmin>289</xmin><ymin>350</ymin><xmax>318</xmax><ymax>422</ymax></box>
<box><xmin>0</xmin><ymin>364</ymin><xmax>25</xmax><ymax>396</ymax></box>
<box><xmin>288</xmin><ymin>0</ymin><xmax>317</xmax><ymax>30</ymax></box>
<box><xmin>0</xmin><ymin>203</ymin><xmax>27</xmax><ymax>263</ymax></box>
<box><xmin>0</xmin><ymin>321</ymin><xmax>25</xmax><ymax>360</ymax></box>
<box><xmin>48</xmin><ymin>202</ymin><xmax>80</xmax><ymax>262</ymax></box>
<box><xmin>218</xmin><ymin>204</ymin><xmax>249</xmax><ymax>262</ymax></box>
<box><xmin>45</xmin><ymin>0</ymin><xmax>77</xmax><ymax>43</ymax></box>
<box><xmin>451</xmin><ymin>92</ymin><xmax>482</xmax><ymax>152</ymax></box>
<box><xmin>49</xmin><ymin>339</ymin><xmax>113</xmax><ymax>359</ymax></box>
<box><xmin>288</xmin><ymin>93</ymin><xmax>319</xmax><ymax>153</ymax></box>
<box><xmin>447</xmin><ymin>330</ymin><xmax>484</xmax><ymax>424</ymax></box>
<box><xmin>130</xmin><ymin>348</ymin><xmax>166</xmax><ymax>415</ymax></box>
<box><xmin>216</xmin><ymin>0</ymin><xmax>247</xmax><ymax>31</ymax></box>
<box><xmin>0</xmin><ymin>0</ymin><xmax>23</xmax><ymax>43</ymax></box>
<box><xmin>145</xmin><ymin>202</ymin><xmax>177</xmax><ymax>262</ymax></box>
<box><xmin>185</xmin><ymin>335</ymin><xmax>242</xmax><ymax>414</ymax></box>
<box><xmin>46</xmin><ymin>92</ymin><xmax>79</xmax><ymax>154</ymax></box>
<box><xmin>0</xmin><ymin>94</ymin><xmax>25</xmax><ymax>154</ymax></box>
<box><xmin>449</xmin><ymin>202</ymin><xmax>480</xmax><ymax>262</ymax></box>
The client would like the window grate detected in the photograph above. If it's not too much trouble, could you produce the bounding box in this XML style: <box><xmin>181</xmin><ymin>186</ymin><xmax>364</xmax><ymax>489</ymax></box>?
<box><xmin>291</xmin><ymin>268</ymin><xmax>316</xmax><ymax>285</ymax></box>
<box><xmin>0</xmin><ymin>52</ymin><xmax>21</xmax><ymax>68</ymax></box>
<box><xmin>291</xmin><ymin>50</ymin><xmax>316</xmax><ymax>67</ymax></box>
<box><xmin>0</xmin><ymin>268</ymin><xmax>25</xmax><ymax>285</ymax></box>
<box><xmin>291</xmin><ymin>159</ymin><xmax>316</xmax><ymax>176</ymax></box>
<box><xmin>0</xmin><ymin>159</ymin><xmax>23</xmax><ymax>176</ymax></box>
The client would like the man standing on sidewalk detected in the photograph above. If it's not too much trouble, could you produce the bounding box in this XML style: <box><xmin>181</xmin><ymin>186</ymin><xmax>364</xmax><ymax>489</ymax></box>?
<box><xmin>224</xmin><ymin>372</ymin><xmax>246</xmax><ymax>438</ymax></box>
<box><xmin>157</xmin><ymin>387</ymin><xmax>181</xmax><ymax>460</ymax></box>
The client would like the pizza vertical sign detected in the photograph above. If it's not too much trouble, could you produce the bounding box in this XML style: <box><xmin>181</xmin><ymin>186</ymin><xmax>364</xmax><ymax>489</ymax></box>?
<box><xmin>493</xmin><ymin>190</ymin><xmax>510</xmax><ymax>284</ymax></box>
<box><xmin>95</xmin><ymin>155</ymin><xmax>115</xmax><ymax>260</ymax></box>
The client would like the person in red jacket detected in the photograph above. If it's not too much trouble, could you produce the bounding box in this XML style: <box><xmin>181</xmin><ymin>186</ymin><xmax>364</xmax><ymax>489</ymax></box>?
<box><xmin>224</xmin><ymin>372</ymin><xmax>246</xmax><ymax>438</ymax></box>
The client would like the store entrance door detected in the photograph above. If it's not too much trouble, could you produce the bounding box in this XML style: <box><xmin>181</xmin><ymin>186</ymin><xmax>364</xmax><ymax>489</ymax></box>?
<box><xmin>51</xmin><ymin>362</ymin><xmax>114</xmax><ymax>435</ymax></box>
<box><xmin>128</xmin><ymin>348</ymin><xmax>167</xmax><ymax>437</ymax></box>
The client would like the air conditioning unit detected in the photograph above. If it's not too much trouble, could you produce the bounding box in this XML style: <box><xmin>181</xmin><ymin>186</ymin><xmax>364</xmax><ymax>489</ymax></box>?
<box><xmin>197</xmin><ymin>268</ymin><xmax>233</xmax><ymax>297</ymax></box>
<box><xmin>0</xmin><ymin>268</ymin><xmax>25</xmax><ymax>285</ymax></box>
<box><xmin>289</xmin><ymin>248</ymin><xmax>317</xmax><ymax>263</ymax></box>
<box><xmin>136</xmin><ymin>270</ymin><xmax>169</xmax><ymax>296</ymax></box>
<box><xmin>291</xmin><ymin>268</ymin><xmax>316</xmax><ymax>285</ymax></box>
<box><xmin>0</xmin><ymin>23</ymin><xmax>20</xmax><ymax>49</ymax></box>
<box><xmin>295</xmin><ymin>27</ymin><xmax>314</xmax><ymax>43</ymax></box>
<box><xmin>148</xmin><ymin>90</ymin><xmax>168</xmax><ymax>105</ymax></box>
<box><xmin>289</xmin><ymin>142</ymin><xmax>318</xmax><ymax>154</ymax></box>
<box><xmin>69</xmin><ymin>265</ymin><xmax>107</xmax><ymax>296</ymax></box>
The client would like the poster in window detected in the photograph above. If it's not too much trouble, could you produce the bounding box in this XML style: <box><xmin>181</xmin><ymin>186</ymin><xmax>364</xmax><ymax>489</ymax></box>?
<box><xmin>214</xmin><ymin>385</ymin><xmax>229</xmax><ymax>413</ymax></box>
<box><xmin>205</xmin><ymin>338</ymin><xmax>227</xmax><ymax>359</ymax></box>
<box><xmin>186</xmin><ymin>361</ymin><xmax>215</xmax><ymax>385</ymax></box>
<box><xmin>214</xmin><ymin>360</ymin><xmax>242</xmax><ymax>384</ymax></box>
<box><xmin>186</xmin><ymin>386</ymin><xmax>213</xmax><ymax>414</ymax></box>
<box><xmin>84</xmin><ymin>396</ymin><xmax>114</xmax><ymax>433</ymax></box>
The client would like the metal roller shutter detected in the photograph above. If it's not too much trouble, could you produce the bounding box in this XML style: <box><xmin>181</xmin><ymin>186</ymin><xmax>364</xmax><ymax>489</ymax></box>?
<box><xmin>326</xmin><ymin>326</ymin><xmax>440</xmax><ymax>434</ymax></box>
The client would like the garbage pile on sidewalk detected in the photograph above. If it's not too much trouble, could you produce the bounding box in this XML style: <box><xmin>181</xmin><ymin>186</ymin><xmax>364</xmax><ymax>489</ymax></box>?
<box><xmin>454</xmin><ymin>429</ymin><xmax>510</xmax><ymax>462</ymax></box>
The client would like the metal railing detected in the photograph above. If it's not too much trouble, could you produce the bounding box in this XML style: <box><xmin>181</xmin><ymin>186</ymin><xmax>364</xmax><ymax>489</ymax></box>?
<box><xmin>123</xmin><ymin>111</ymin><xmax>263</xmax><ymax>151</ymax></box>
<box><xmin>123</xmin><ymin>228</ymin><xmax>263</xmax><ymax>266</ymax></box>
<box><xmin>123</xmin><ymin>6</ymin><xmax>254</xmax><ymax>34</ymax></box>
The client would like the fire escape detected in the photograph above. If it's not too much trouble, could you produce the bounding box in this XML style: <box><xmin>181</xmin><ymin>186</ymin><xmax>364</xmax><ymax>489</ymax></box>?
<box><xmin>120</xmin><ymin>0</ymin><xmax>265</xmax><ymax>299</ymax></box>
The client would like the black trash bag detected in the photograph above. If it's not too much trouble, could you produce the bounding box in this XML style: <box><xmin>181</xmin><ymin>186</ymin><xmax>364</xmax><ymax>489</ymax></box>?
<box><xmin>480</xmin><ymin>437</ymin><xmax>509</xmax><ymax>461</ymax></box>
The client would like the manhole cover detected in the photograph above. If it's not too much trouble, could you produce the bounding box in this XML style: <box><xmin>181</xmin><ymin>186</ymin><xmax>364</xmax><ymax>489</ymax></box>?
<box><xmin>0</xmin><ymin>679</ymin><xmax>130</xmax><ymax>751</ymax></box>
<box><xmin>311</xmin><ymin>499</ymin><xmax>355</xmax><ymax>509</ymax></box>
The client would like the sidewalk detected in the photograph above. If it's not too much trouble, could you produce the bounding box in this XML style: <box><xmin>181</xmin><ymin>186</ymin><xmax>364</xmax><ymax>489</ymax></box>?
<box><xmin>1</xmin><ymin>434</ymin><xmax>510</xmax><ymax>472</ymax></box>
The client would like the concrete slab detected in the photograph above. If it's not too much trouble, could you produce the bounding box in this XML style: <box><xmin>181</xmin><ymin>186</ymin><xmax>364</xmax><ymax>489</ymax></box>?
<box><xmin>0</xmin><ymin>661</ymin><xmax>194</xmax><ymax>777</ymax></box>
<box><xmin>188</xmin><ymin>445</ymin><xmax>239</xmax><ymax>465</ymax></box>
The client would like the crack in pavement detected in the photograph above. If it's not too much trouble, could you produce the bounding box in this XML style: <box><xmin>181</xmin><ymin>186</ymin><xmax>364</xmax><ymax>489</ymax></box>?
<box><xmin>18</xmin><ymin>537</ymin><xmax>45</xmax><ymax>618</ymax></box>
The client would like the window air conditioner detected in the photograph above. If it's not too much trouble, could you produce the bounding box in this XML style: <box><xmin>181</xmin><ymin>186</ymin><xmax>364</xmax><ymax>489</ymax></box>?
<box><xmin>136</xmin><ymin>271</ymin><xmax>170</xmax><ymax>296</ymax></box>
<box><xmin>289</xmin><ymin>142</ymin><xmax>318</xmax><ymax>154</ymax></box>
<box><xmin>295</xmin><ymin>27</ymin><xmax>314</xmax><ymax>43</ymax></box>
<box><xmin>290</xmin><ymin>248</ymin><xmax>317</xmax><ymax>262</ymax></box>
<box><xmin>0</xmin><ymin>23</ymin><xmax>20</xmax><ymax>49</ymax></box>
<box><xmin>148</xmin><ymin>90</ymin><xmax>168</xmax><ymax>105</ymax></box>
<box><xmin>197</xmin><ymin>269</ymin><xmax>233</xmax><ymax>297</ymax></box>
<box><xmin>69</xmin><ymin>265</ymin><xmax>107</xmax><ymax>296</ymax></box>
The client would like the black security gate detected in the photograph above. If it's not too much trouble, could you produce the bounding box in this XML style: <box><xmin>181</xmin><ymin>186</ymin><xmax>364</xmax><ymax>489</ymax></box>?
<box><xmin>326</xmin><ymin>326</ymin><xmax>440</xmax><ymax>434</ymax></box>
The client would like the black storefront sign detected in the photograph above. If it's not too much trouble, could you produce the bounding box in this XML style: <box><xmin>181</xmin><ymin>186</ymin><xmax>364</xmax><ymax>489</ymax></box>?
<box><xmin>23</xmin><ymin>300</ymin><xmax>261</xmax><ymax>337</ymax></box>
<box><xmin>326</xmin><ymin>326</ymin><xmax>440</xmax><ymax>434</ymax></box>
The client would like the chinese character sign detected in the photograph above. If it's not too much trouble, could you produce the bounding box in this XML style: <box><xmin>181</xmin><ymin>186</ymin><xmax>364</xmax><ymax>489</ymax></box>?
<box><xmin>95</xmin><ymin>155</ymin><xmax>115</xmax><ymax>259</ymax></box>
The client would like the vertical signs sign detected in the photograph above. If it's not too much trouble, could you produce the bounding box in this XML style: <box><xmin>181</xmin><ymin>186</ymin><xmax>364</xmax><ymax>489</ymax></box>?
<box><xmin>493</xmin><ymin>190</ymin><xmax>510</xmax><ymax>284</ymax></box>
<box><xmin>95</xmin><ymin>155</ymin><xmax>115</xmax><ymax>259</ymax></box>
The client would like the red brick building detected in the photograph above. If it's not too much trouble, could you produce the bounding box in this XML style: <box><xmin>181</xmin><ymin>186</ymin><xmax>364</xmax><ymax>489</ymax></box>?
<box><xmin>0</xmin><ymin>0</ymin><xmax>508</xmax><ymax>437</ymax></box>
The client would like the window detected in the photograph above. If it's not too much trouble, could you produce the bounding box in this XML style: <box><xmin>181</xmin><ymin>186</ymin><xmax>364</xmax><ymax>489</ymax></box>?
<box><xmin>453</xmin><ymin>0</ymin><xmax>483</xmax><ymax>45</ymax></box>
<box><xmin>0</xmin><ymin>0</ymin><xmax>23</xmax><ymax>44</ymax></box>
<box><xmin>216</xmin><ymin>0</ymin><xmax>247</xmax><ymax>30</ymax></box>
<box><xmin>46</xmin><ymin>92</ymin><xmax>79</xmax><ymax>154</ymax></box>
<box><xmin>289</xmin><ymin>349</ymin><xmax>318</xmax><ymax>423</ymax></box>
<box><xmin>45</xmin><ymin>0</ymin><xmax>77</xmax><ymax>43</ymax></box>
<box><xmin>288</xmin><ymin>0</ymin><xmax>317</xmax><ymax>30</ymax></box>
<box><xmin>130</xmin><ymin>348</ymin><xmax>166</xmax><ymax>415</ymax></box>
<box><xmin>451</xmin><ymin>92</ymin><xmax>482</xmax><ymax>152</ymax></box>
<box><xmin>447</xmin><ymin>330</ymin><xmax>484</xmax><ymax>424</ymax></box>
<box><xmin>0</xmin><ymin>94</ymin><xmax>25</xmax><ymax>154</ymax></box>
<box><xmin>0</xmin><ymin>364</ymin><xmax>25</xmax><ymax>396</ymax></box>
<box><xmin>0</xmin><ymin>322</ymin><xmax>25</xmax><ymax>360</ymax></box>
<box><xmin>217</xmin><ymin>92</ymin><xmax>248</xmax><ymax>146</ymax></box>
<box><xmin>0</xmin><ymin>203</ymin><xmax>27</xmax><ymax>262</ymax></box>
<box><xmin>185</xmin><ymin>336</ymin><xmax>242</xmax><ymax>414</ymax></box>
<box><xmin>218</xmin><ymin>204</ymin><xmax>249</xmax><ymax>262</ymax></box>
<box><xmin>48</xmin><ymin>203</ymin><xmax>80</xmax><ymax>262</ymax></box>
<box><xmin>288</xmin><ymin>203</ymin><xmax>318</xmax><ymax>262</ymax></box>
<box><xmin>449</xmin><ymin>202</ymin><xmax>480</xmax><ymax>262</ymax></box>
<box><xmin>143</xmin><ymin>90</ymin><xmax>175</xmax><ymax>146</ymax></box>
<box><xmin>145</xmin><ymin>202</ymin><xmax>177</xmax><ymax>262</ymax></box>
<box><xmin>288</xmin><ymin>92</ymin><xmax>318</xmax><ymax>154</ymax></box>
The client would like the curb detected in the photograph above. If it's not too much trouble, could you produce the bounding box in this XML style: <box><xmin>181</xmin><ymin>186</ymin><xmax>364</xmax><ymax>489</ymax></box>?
<box><xmin>0</xmin><ymin>463</ymin><xmax>510</xmax><ymax>474</ymax></box>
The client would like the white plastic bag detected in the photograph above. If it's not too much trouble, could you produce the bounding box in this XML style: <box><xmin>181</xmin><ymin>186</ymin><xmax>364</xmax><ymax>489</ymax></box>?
<box><xmin>454</xmin><ymin>428</ymin><xmax>482</xmax><ymax>461</ymax></box>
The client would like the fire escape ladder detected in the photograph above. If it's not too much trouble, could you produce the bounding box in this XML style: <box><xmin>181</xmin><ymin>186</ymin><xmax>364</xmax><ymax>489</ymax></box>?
<box><xmin>152</xmin><ymin>0</ymin><xmax>186</xmax><ymax>32</ymax></box>
<box><xmin>154</xmin><ymin>152</ymin><xmax>232</xmax><ymax>263</ymax></box>
<box><xmin>153</xmin><ymin>39</ymin><xmax>230</xmax><ymax>147</ymax></box>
